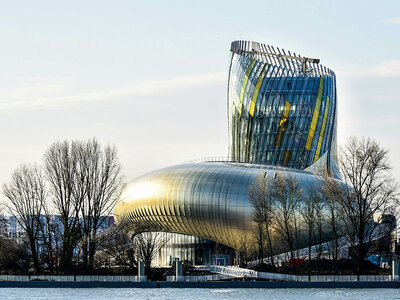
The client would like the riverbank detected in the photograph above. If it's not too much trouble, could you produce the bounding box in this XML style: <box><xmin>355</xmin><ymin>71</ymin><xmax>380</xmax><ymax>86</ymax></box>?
<box><xmin>1</xmin><ymin>280</ymin><xmax>399</xmax><ymax>288</ymax></box>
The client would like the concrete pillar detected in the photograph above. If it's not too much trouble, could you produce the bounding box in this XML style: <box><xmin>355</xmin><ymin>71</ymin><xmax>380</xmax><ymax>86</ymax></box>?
<box><xmin>176</xmin><ymin>261</ymin><xmax>183</xmax><ymax>281</ymax></box>
<box><xmin>138</xmin><ymin>261</ymin><xmax>146</xmax><ymax>282</ymax></box>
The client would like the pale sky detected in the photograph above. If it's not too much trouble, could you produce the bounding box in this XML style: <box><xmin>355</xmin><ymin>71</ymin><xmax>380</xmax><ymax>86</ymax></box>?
<box><xmin>1</xmin><ymin>0</ymin><xmax>400</xmax><ymax>197</ymax></box>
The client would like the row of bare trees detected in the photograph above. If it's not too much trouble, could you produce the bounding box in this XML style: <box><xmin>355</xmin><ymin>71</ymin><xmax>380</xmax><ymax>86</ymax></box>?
<box><xmin>247</xmin><ymin>137</ymin><xmax>398</xmax><ymax>273</ymax></box>
<box><xmin>2</xmin><ymin>138</ymin><xmax>125</xmax><ymax>274</ymax></box>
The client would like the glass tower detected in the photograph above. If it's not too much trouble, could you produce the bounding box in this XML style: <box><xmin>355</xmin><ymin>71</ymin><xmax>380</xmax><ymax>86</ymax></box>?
<box><xmin>228</xmin><ymin>41</ymin><xmax>339</xmax><ymax>178</ymax></box>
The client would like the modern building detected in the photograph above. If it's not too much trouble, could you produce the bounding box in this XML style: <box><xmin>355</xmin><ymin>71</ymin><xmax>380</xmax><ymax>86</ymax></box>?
<box><xmin>114</xmin><ymin>40</ymin><xmax>343</xmax><ymax>266</ymax></box>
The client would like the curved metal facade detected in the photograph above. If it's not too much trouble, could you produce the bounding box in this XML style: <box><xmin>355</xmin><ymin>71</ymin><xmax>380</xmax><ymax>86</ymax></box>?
<box><xmin>114</xmin><ymin>162</ymin><xmax>325</xmax><ymax>249</ymax></box>
<box><xmin>114</xmin><ymin>40</ymin><xmax>343</xmax><ymax>254</ymax></box>
<box><xmin>228</xmin><ymin>41</ymin><xmax>339</xmax><ymax>177</ymax></box>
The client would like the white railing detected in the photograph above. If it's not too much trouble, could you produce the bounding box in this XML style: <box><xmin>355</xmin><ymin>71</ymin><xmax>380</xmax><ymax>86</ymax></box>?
<box><xmin>0</xmin><ymin>275</ymin><xmax>140</xmax><ymax>282</ymax></box>
<box><xmin>210</xmin><ymin>265</ymin><xmax>258</xmax><ymax>278</ymax></box>
<box><xmin>210</xmin><ymin>265</ymin><xmax>296</xmax><ymax>281</ymax></box>
<box><xmin>166</xmin><ymin>274</ymin><xmax>233</xmax><ymax>282</ymax></box>
<box><xmin>209</xmin><ymin>265</ymin><xmax>400</xmax><ymax>282</ymax></box>
<box><xmin>74</xmin><ymin>275</ymin><xmax>141</xmax><ymax>282</ymax></box>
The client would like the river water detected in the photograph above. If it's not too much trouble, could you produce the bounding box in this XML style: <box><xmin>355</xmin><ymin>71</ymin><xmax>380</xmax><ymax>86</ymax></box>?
<box><xmin>0</xmin><ymin>288</ymin><xmax>399</xmax><ymax>299</ymax></box>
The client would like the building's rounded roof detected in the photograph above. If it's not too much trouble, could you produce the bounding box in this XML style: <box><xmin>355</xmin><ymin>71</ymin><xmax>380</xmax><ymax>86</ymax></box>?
<box><xmin>114</xmin><ymin>162</ymin><xmax>331</xmax><ymax>249</ymax></box>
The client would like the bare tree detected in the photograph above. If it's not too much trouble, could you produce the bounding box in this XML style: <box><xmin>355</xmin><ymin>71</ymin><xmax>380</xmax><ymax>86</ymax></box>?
<box><xmin>270</xmin><ymin>173</ymin><xmax>303</xmax><ymax>263</ymax></box>
<box><xmin>133</xmin><ymin>232</ymin><xmax>167</xmax><ymax>276</ymax></box>
<box><xmin>44</xmin><ymin>141</ymin><xmax>83</xmax><ymax>272</ymax></box>
<box><xmin>249</xmin><ymin>187</ymin><xmax>264</xmax><ymax>268</ymax></box>
<box><xmin>234</xmin><ymin>230</ymin><xmax>253</xmax><ymax>267</ymax></box>
<box><xmin>320</xmin><ymin>176</ymin><xmax>344</xmax><ymax>271</ymax></box>
<box><xmin>293</xmin><ymin>204</ymin><xmax>302</xmax><ymax>261</ymax></box>
<box><xmin>313</xmin><ymin>188</ymin><xmax>326</xmax><ymax>263</ymax></box>
<box><xmin>2</xmin><ymin>164</ymin><xmax>46</xmax><ymax>274</ymax></box>
<box><xmin>96</xmin><ymin>223</ymin><xmax>137</xmax><ymax>272</ymax></box>
<box><xmin>76</xmin><ymin>139</ymin><xmax>125</xmax><ymax>271</ymax></box>
<box><xmin>248</xmin><ymin>173</ymin><xmax>275</xmax><ymax>268</ymax></box>
<box><xmin>324</xmin><ymin>137</ymin><xmax>399</xmax><ymax>272</ymax></box>
<box><xmin>300</xmin><ymin>185</ymin><xmax>318</xmax><ymax>262</ymax></box>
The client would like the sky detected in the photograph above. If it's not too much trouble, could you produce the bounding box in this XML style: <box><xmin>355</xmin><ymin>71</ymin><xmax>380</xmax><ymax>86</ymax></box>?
<box><xmin>0</xmin><ymin>0</ymin><xmax>400</xmax><ymax>196</ymax></box>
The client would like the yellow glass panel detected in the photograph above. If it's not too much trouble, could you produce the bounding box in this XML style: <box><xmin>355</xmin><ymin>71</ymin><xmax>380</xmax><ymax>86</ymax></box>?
<box><xmin>313</xmin><ymin>96</ymin><xmax>330</xmax><ymax>162</ymax></box>
<box><xmin>238</xmin><ymin>59</ymin><xmax>256</xmax><ymax>115</ymax></box>
<box><xmin>282</xmin><ymin>150</ymin><xmax>291</xmax><ymax>166</ymax></box>
<box><xmin>249</xmin><ymin>64</ymin><xmax>268</xmax><ymax>116</ymax></box>
<box><xmin>305</xmin><ymin>75</ymin><xmax>325</xmax><ymax>150</ymax></box>
<box><xmin>283</xmin><ymin>100</ymin><xmax>291</xmax><ymax>118</ymax></box>
<box><xmin>279</xmin><ymin>101</ymin><xmax>291</xmax><ymax>126</ymax></box>
<box><xmin>275</xmin><ymin>101</ymin><xmax>291</xmax><ymax>149</ymax></box>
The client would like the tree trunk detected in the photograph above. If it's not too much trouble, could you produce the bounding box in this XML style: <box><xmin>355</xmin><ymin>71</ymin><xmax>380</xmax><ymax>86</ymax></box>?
<box><xmin>265</xmin><ymin>227</ymin><xmax>275</xmax><ymax>267</ymax></box>
<box><xmin>88</xmin><ymin>238</ymin><xmax>96</xmax><ymax>269</ymax></box>
<box><xmin>29</xmin><ymin>237</ymin><xmax>41</xmax><ymax>274</ymax></box>
<box><xmin>82</xmin><ymin>240</ymin><xmax>88</xmax><ymax>272</ymax></box>
<box><xmin>60</xmin><ymin>232</ymin><xmax>74</xmax><ymax>273</ymax></box>
<box><xmin>258</xmin><ymin>225</ymin><xmax>263</xmax><ymax>270</ymax></box>
<box><xmin>308</xmin><ymin>229</ymin><xmax>312</xmax><ymax>262</ymax></box>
